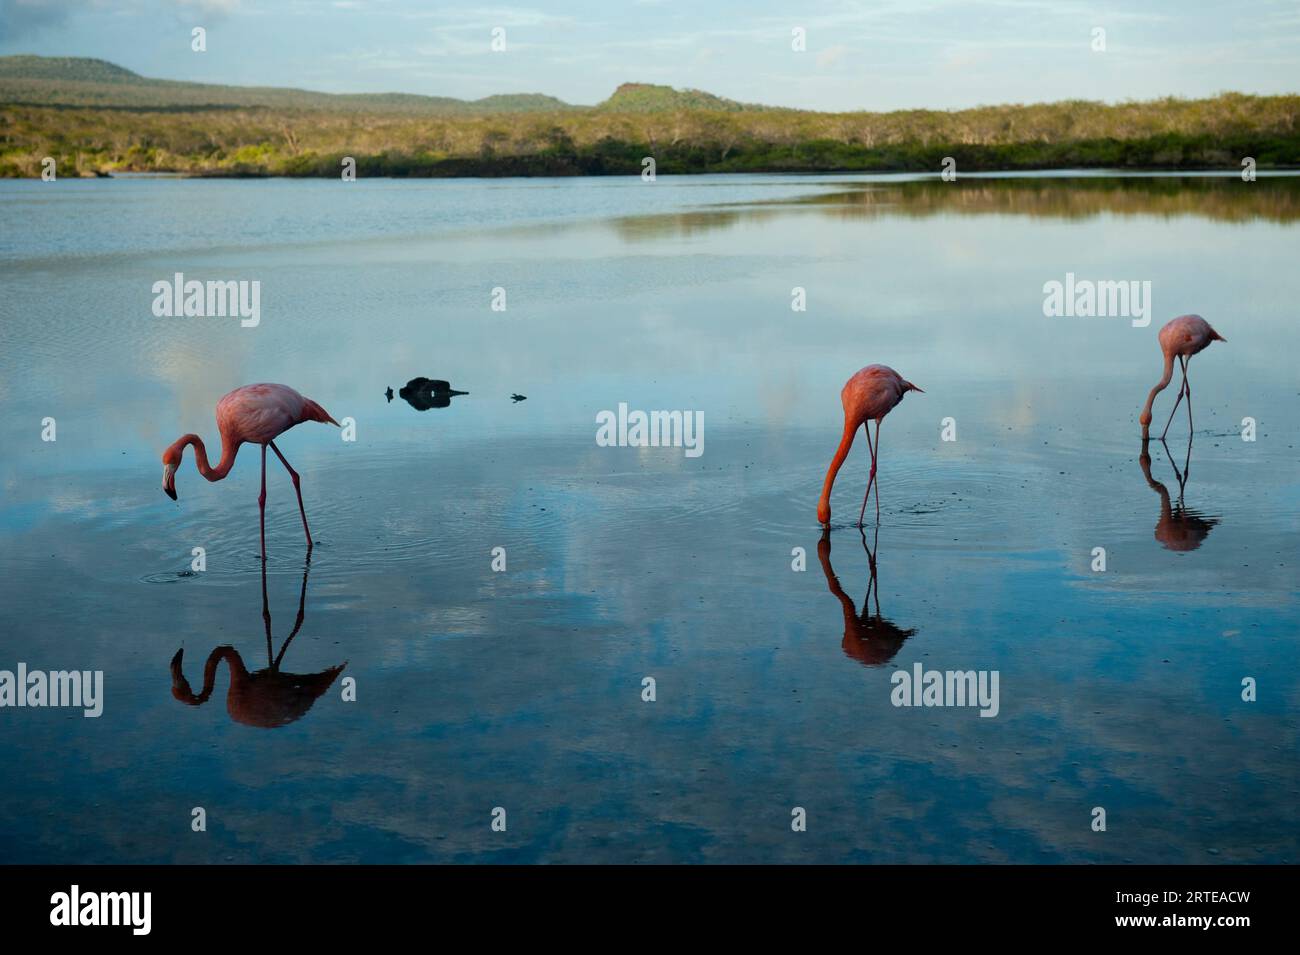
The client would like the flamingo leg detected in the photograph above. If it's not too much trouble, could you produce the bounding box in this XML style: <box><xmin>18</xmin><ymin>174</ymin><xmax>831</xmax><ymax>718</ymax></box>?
<box><xmin>873</xmin><ymin>418</ymin><xmax>882</xmax><ymax>523</ymax></box>
<box><xmin>861</xmin><ymin>525</ymin><xmax>880</xmax><ymax>617</ymax></box>
<box><xmin>1183</xmin><ymin>356</ymin><xmax>1193</xmax><ymax>435</ymax></box>
<box><xmin>1163</xmin><ymin>433</ymin><xmax>1194</xmax><ymax>501</ymax></box>
<box><xmin>258</xmin><ymin>443</ymin><xmax>268</xmax><ymax>560</ymax></box>
<box><xmin>270</xmin><ymin>440</ymin><xmax>313</xmax><ymax>550</ymax></box>
<box><xmin>858</xmin><ymin>419</ymin><xmax>878</xmax><ymax>528</ymax></box>
<box><xmin>274</xmin><ymin>559</ymin><xmax>311</xmax><ymax>670</ymax></box>
<box><xmin>1160</xmin><ymin>357</ymin><xmax>1187</xmax><ymax>441</ymax></box>
<box><xmin>261</xmin><ymin>550</ymin><xmax>273</xmax><ymax>666</ymax></box>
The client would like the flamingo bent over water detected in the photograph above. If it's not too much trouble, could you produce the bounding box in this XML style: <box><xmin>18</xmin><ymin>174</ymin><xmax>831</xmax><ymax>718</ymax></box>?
<box><xmin>161</xmin><ymin>383</ymin><xmax>338</xmax><ymax>557</ymax></box>
<box><xmin>1139</xmin><ymin>315</ymin><xmax>1226</xmax><ymax>441</ymax></box>
<box><xmin>817</xmin><ymin>364</ymin><xmax>922</xmax><ymax>527</ymax></box>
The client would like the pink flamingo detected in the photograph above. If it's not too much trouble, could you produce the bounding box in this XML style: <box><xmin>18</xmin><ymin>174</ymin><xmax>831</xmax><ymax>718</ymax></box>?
<box><xmin>1140</xmin><ymin>314</ymin><xmax>1226</xmax><ymax>441</ymax></box>
<box><xmin>817</xmin><ymin>364</ymin><xmax>923</xmax><ymax>527</ymax></box>
<box><xmin>161</xmin><ymin>383</ymin><xmax>339</xmax><ymax>557</ymax></box>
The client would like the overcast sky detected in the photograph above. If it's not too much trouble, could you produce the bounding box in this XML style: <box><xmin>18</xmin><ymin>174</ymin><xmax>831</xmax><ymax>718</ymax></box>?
<box><xmin>2</xmin><ymin>0</ymin><xmax>1298</xmax><ymax>110</ymax></box>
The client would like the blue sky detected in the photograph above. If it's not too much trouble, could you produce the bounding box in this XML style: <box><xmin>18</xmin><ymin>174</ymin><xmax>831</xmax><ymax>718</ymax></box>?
<box><xmin>2</xmin><ymin>0</ymin><xmax>1298</xmax><ymax>110</ymax></box>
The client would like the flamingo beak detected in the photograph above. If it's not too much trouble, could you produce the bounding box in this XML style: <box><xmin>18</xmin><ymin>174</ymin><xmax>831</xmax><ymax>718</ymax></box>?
<box><xmin>162</xmin><ymin>464</ymin><xmax>177</xmax><ymax>500</ymax></box>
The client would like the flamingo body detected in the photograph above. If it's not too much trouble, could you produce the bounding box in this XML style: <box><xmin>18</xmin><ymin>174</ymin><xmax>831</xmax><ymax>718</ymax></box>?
<box><xmin>1159</xmin><ymin>314</ymin><xmax>1220</xmax><ymax>358</ymax></box>
<box><xmin>817</xmin><ymin>364</ymin><xmax>922</xmax><ymax>526</ymax></box>
<box><xmin>162</xmin><ymin>383</ymin><xmax>338</xmax><ymax>556</ymax></box>
<box><xmin>216</xmin><ymin>383</ymin><xmax>337</xmax><ymax>447</ymax></box>
<box><xmin>838</xmin><ymin>364</ymin><xmax>914</xmax><ymax>434</ymax></box>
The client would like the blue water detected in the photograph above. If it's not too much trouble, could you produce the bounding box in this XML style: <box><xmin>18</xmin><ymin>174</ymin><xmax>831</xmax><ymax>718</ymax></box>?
<box><xmin>0</xmin><ymin>172</ymin><xmax>1296</xmax><ymax>862</ymax></box>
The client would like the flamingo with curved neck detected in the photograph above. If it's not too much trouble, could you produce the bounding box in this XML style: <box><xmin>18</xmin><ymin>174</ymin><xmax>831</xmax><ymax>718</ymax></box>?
<box><xmin>161</xmin><ymin>383</ymin><xmax>338</xmax><ymax>557</ymax></box>
<box><xmin>817</xmin><ymin>364</ymin><xmax>922</xmax><ymax>527</ymax></box>
<box><xmin>1139</xmin><ymin>314</ymin><xmax>1226</xmax><ymax>441</ymax></box>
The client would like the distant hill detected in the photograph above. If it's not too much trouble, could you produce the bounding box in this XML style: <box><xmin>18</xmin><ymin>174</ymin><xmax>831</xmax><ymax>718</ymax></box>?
<box><xmin>0</xmin><ymin>55</ymin><xmax>577</xmax><ymax>115</ymax></box>
<box><xmin>597</xmin><ymin>82</ymin><xmax>771</xmax><ymax>112</ymax></box>
<box><xmin>0</xmin><ymin>55</ymin><xmax>142</xmax><ymax>83</ymax></box>
<box><xmin>0</xmin><ymin>57</ymin><xmax>780</xmax><ymax>115</ymax></box>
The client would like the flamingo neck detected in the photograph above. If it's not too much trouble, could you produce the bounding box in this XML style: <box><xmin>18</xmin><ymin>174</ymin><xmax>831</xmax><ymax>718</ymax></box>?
<box><xmin>171</xmin><ymin>647</ymin><xmax>247</xmax><ymax>706</ymax></box>
<box><xmin>1140</xmin><ymin>354</ymin><xmax>1175</xmax><ymax>437</ymax></box>
<box><xmin>817</xmin><ymin>420</ymin><xmax>858</xmax><ymax>520</ymax></box>
<box><xmin>168</xmin><ymin>433</ymin><xmax>239</xmax><ymax>482</ymax></box>
<box><xmin>817</xmin><ymin>539</ymin><xmax>859</xmax><ymax>631</ymax></box>
<box><xmin>1139</xmin><ymin>452</ymin><xmax>1173</xmax><ymax>519</ymax></box>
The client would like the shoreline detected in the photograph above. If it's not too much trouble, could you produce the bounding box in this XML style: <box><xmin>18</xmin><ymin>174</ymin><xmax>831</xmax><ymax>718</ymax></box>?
<box><xmin>10</xmin><ymin>157</ymin><xmax>1300</xmax><ymax>180</ymax></box>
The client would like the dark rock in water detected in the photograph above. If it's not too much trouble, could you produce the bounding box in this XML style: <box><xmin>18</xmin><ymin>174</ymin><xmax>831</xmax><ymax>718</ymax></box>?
<box><xmin>511</xmin><ymin>394</ymin><xmax>527</xmax><ymax>403</ymax></box>
<box><xmin>399</xmin><ymin>377</ymin><xmax>468</xmax><ymax>411</ymax></box>
<box><xmin>385</xmin><ymin>387</ymin><xmax>394</xmax><ymax>402</ymax></box>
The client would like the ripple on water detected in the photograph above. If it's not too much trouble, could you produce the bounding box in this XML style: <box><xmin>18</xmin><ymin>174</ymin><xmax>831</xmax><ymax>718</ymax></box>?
<box><xmin>745</xmin><ymin>452</ymin><xmax>1027</xmax><ymax>552</ymax></box>
<box><xmin>139</xmin><ymin>569</ymin><xmax>200</xmax><ymax>584</ymax></box>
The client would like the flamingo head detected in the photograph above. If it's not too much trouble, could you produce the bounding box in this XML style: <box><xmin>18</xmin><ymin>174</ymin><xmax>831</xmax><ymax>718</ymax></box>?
<box><xmin>817</xmin><ymin>496</ymin><xmax>831</xmax><ymax>526</ymax></box>
<box><xmin>161</xmin><ymin>449</ymin><xmax>180</xmax><ymax>500</ymax></box>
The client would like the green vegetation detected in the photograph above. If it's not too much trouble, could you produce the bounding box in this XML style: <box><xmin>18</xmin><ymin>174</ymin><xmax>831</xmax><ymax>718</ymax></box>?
<box><xmin>1</xmin><ymin>56</ymin><xmax>1297</xmax><ymax>178</ymax></box>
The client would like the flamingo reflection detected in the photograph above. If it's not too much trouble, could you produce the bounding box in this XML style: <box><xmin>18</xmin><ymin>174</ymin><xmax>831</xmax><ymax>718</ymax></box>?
<box><xmin>1139</xmin><ymin>437</ymin><xmax>1219</xmax><ymax>552</ymax></box>
<box><xmin>817</xmin><ymin>527</ymin><xmax>917</xmax><ymax>666</ymax></box>
<box><xmin>170</xmin><ymin>560</ymin><xmax>346</xmax><ymax>727</ymax></box>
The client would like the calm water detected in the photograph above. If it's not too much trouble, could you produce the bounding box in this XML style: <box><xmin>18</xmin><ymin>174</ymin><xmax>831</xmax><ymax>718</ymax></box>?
<box><xmin>0</xmin><ymin>172</ymin><xmax>1297</xmax><ymax>863</ymax></box>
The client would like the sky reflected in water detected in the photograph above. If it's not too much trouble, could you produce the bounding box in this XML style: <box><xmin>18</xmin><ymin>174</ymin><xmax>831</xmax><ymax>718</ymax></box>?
<box><xmin>0</xmin><ymin>172</ymin><xmax>1296</xmax><ymax>863</ymax></box>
